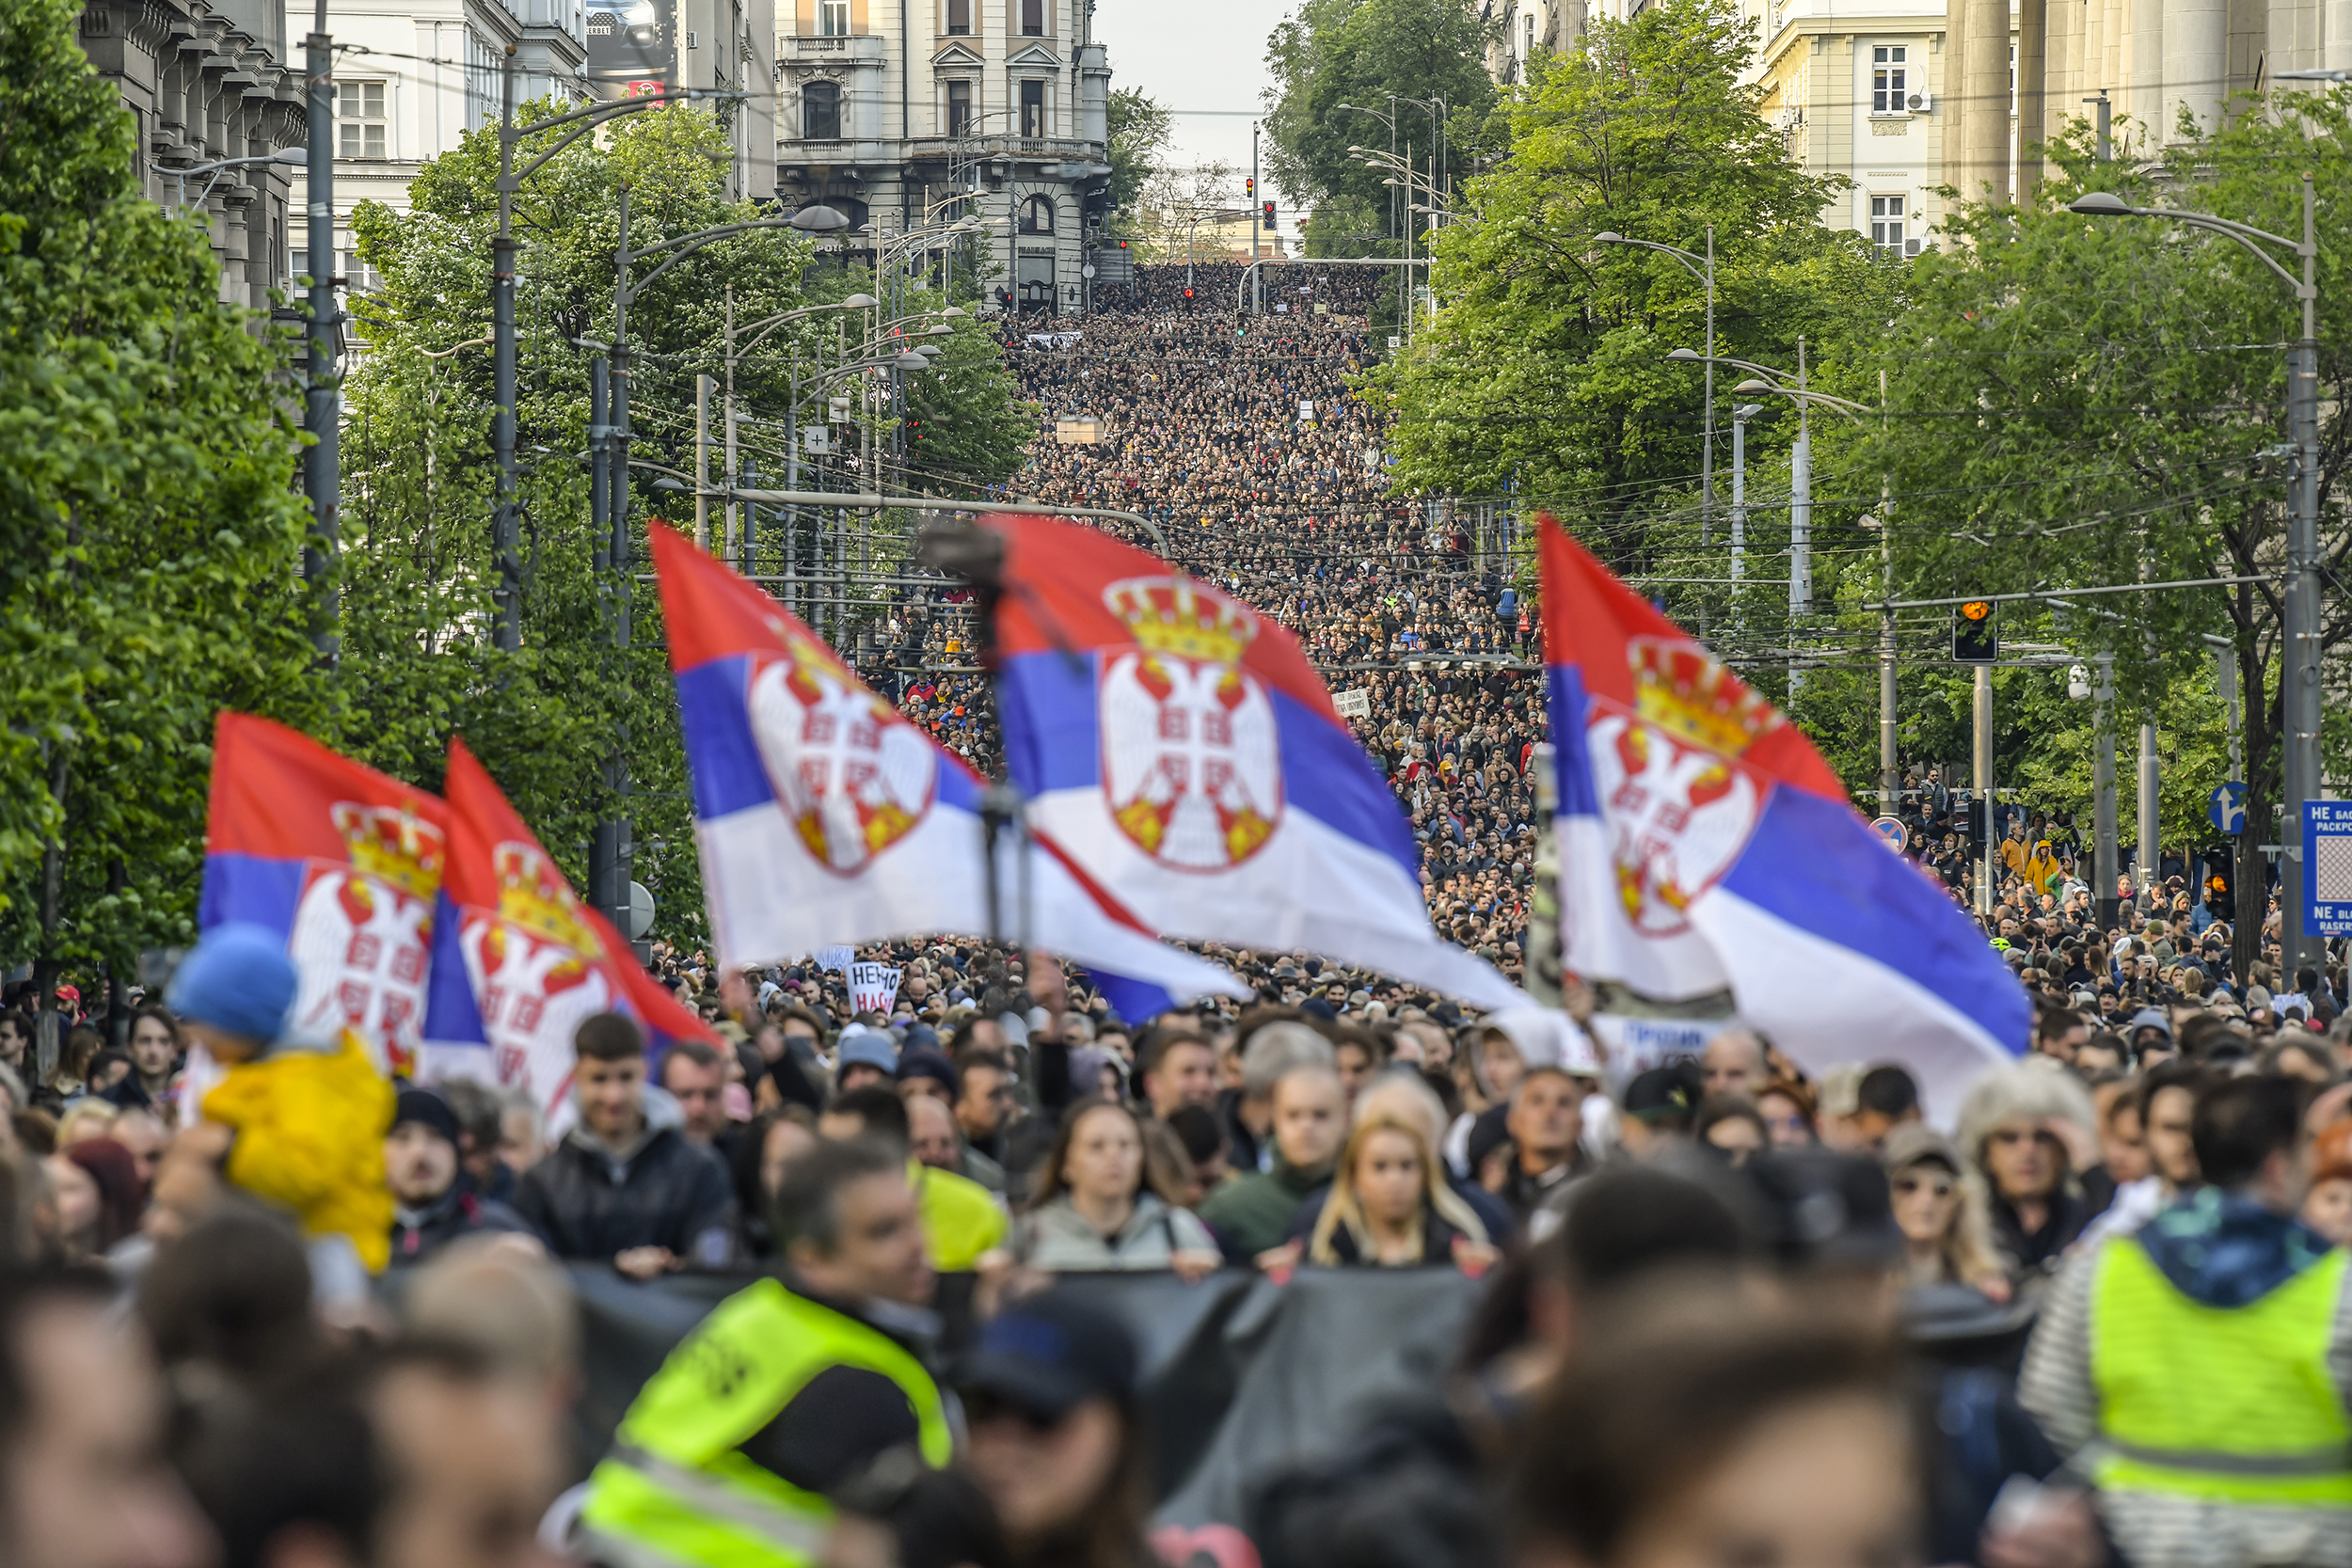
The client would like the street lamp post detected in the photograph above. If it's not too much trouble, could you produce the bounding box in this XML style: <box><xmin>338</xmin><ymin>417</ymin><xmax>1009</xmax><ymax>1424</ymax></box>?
<box><xmin>582</xmin><ymin>195</ymin><xmax>848</xmax><ymax>935</ymax></box>
<box><xmin>490</xmin><ymin>60</ymin><xmax>745</xmax><ymax>653</ymax></box>
<box><xmin>1598</xmin><ymin>229</ymin><xmax>1716</xmax><ymax>550</ymax></box>
<box><xmin>2067</xmin><ymin>180</ymin><xmax>2321</xmax><ymax>977</ymax></box>
<box><xmin>1667</xmin><ymin>346</ymin><xmax>1867</xmax><ymax>689</ymax></box>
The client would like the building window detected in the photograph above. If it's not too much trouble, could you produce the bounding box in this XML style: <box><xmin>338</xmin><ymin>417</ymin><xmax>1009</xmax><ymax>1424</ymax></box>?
<box><xmin>946</xmin><ymin>79</ymin><xmax>972</xmax><ymax>135</ymax></box>
<box><xmin>803</xmin><ymin>79</ymin><xmax>841</xmax><ymax>138</ymax></box>
<box><xmin>339</xmin><ymin>79</ymin><xmax>387</xmax><ymax>158</ymax></box>
<box><xmin>1021</xmin><ymin>194</ymin><xmax>1055</xmax><ymax>233</ymax></box>
<box><xmin>1021</xmin><ymin>0</ymin><xmax>1042</xmax><ymax>35</ymax></box>
<box><xmin>818</xmin><ymin>0</ymin><xmax>849</xmax><ymax>36</ymax></box>
<box><xmin>1020</xmin><ymin>77</ymin><xmax>1044</xmax><ymax>136</ymax></box>
<box><xmin>946</xmin><ymin>0</ymin><xmax>969</xmax><ymax>31</ymax></box>
<box><xmin>1870</xmin><ymin>195</ymin><xmax>1905</xmax><ymax>254</ymax></box>
<box><xmin>1870</xmin><ymin>45</ymin><xmax>1905</xmax><ymax>113</ymax></box>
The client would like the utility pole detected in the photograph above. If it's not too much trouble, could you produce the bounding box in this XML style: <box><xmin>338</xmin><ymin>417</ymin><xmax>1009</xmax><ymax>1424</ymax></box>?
<box><xmin>694</xmin><ymin>373</ymin><xmax>713</xmax><ymax>550</ymax></box>
<box><xmin>587</xmin><ymin>353</ymin><xmax>620</xmax><ymax>931</ymax></box>
<box><xmin>1875</xmin><ymin>515</ymin><xmax>1897</xmax><ymax>812</ymax></box>
<box><xmin>2094</xmin><ymin>654</ymin><xmax>2120</xmax><ymax>931</ymax></box>
<box><xmin>490</xmin><ymin>51</ymin><xmax>521</xmax><ymax>652</ymax></box>
<box><xmin>1787</xmin><ymin>337</ymin><xmax>1812</xmax><ymax>694</ymax></box>
<box><xmin>1974</xmin><ymin>663</ymin><xmax>1994</xmax><ymax>917</ymax></box>
<box><xmin>303</xmin><ymin>0</ymin><xmax>339</xmax><ymax>664</ymax></box>
<box><xmin>1730</xmin><ymin>403</ymin><xmax>1756</xmax><ymax>591</ymax></box>
<box><xmin>1250</xmin><ymin>120</ymin><xmax>1261</xmax><ymax>314</ymax></box>
<box><xmin>2284</xmin><ymin>170</ymin><xmax>2324</xmax><ymax>979</ymax></box>
<box><xmin>2137</xmin><ymin>721</ymin><xmax>2160</xmax><ymax>907</ymax></box>
<box><xmin>2084</xmin><ymin>92</ymin><xmax>2111</xmax><ymax>162</ymax></box>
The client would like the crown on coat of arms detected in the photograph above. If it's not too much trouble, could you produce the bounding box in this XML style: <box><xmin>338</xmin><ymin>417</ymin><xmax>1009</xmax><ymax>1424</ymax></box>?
<box><xmin>492</xmin><ymin>842</ymin><xmax>604</xmax><ymax>958</ymax></box>
<box><xmin>1103</xmin><ymin>576</ymin><xmax>1259</xmax><ymax>666</ymax></box>
<box><xmin>330</xmin><ymin>801</ymin><xmax>445</xmax><ymax>895</ymax></box>
<box><xmin>1628</xmin><ymin>637</ymin><xmax>1781</xmax><ymax>757</ymax></box>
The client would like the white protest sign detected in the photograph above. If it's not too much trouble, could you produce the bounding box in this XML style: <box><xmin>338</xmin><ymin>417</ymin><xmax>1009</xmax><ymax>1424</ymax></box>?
<box><xmin>849</xmin><ymin>962</ymin><xmax>902</xmax><ymax>1017</ymax></box>
<box><xmin>1332</xmin><ymin>688</ymin><xmax>1372</xmax><ymax>721</ymax></box>
<box><xmin>815</xmin><ymin>945</ymin><xmax>854</xmax><ymax>973</ymax></box>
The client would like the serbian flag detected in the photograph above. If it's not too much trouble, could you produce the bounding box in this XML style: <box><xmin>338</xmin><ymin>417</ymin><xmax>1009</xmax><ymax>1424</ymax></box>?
<box><xmin>417</xmin><ymin>738</ymin><xmax>713</xmax><ymax>1122</ymax></box>
<box><xmin>651</xmin><ymin>526</ymin><xmax>1249</xmax><ymax>1012</ymax></box>
<box><xmin>982</xmin><ymin>515</ymin><xmax>1520</xmax><ymax>1010</ymax></box>
<box><xmin>199</xmin><ymin>713</ymin><xmax>448</xmax><ymax>1069</ymax></box>
<box><xmin>1539</xmin><ymin>519</ymin><xmax>2026</xmax><ymax>1115</ymax></box>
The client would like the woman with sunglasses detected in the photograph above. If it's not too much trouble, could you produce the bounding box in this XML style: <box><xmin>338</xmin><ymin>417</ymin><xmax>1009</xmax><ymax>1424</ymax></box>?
<box><xmin>1882</xmin><ymin>1124</ymin><xmax>2012</xmax><ymax>1302</ymax></box>
<box><xmin>1956</xmin><ymin>1062</ymin><xmax>2100</xmax><ymax>1276</ymax></box>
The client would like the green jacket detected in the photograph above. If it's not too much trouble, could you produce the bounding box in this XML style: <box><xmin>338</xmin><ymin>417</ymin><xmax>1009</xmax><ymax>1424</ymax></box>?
<box><xmin>580</xmin><ymin>1277</ymin><xmax>950</xmax><ymax>1568</ymax></box>
<box><xmin>1200</xmin><ymin>1158</ymin><xmax>1331</xmax><ymax>1260</ymax></box>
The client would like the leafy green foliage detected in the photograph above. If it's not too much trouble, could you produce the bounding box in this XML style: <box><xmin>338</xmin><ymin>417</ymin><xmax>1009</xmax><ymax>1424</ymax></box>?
<box><xmin>1104</xmin><ymin>86</ymin><xmax>1171</xmax><ymax>218</ymax></box>
<box><xmin>0</xmin><ymin>0</ymin><xmax>325</xmax><ymax>987</ymax></box>
<box><xmin>1828</xmin><ymin>95</ymin><xmax>2352</xmax><ymax>971</ymax></box>
<box><xmin>1371</xmin><ymin>0</ymin><xmax>1887</xmax><ymax>583</ymax></box>
<box><xmin>1262</xmin><ymin>0</ymin><xmax>1499</xmax><ymax>254</ymax></box>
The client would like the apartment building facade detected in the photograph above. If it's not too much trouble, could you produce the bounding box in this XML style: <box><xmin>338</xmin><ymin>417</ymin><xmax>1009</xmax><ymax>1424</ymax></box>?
<box><xmin>77</xmin><ymin>0</ymin><xmax>304</xmax><ymax>308</ymax></box>
<box><xmin>775</xmin><ymin>0</ymin><xmax>1112</xmax><ymax>315</ymax></box>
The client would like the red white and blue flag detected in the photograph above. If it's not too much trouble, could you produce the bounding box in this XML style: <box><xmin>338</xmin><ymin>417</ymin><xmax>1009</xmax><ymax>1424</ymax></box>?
<box><xmin>418</xmin><ymin>738</ymin><xmax>712</xmax><ymax>1120</ymax></box>
<box><xmin>651</xmin><ymin>525</ymin><xmax>1249</xmax><ymax>1016</ymax></box>
<box><xmin>199</xmin><ymin>713</ymin><xmax>448</xmax><ymax>1069</ymax></box>
<box><xmin>1539</xmin><ymin>518</ymin><xmax>2026</xmax><ymax>1114</ymax></box>
<box><xmin>981</xmin><ymin>515</ymin><xmax>1520</xmax><ymax>1010</ymax></box>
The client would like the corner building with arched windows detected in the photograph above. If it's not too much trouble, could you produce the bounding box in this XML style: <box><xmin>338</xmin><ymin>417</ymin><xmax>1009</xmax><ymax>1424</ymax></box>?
<box><xmin>775</xmin><ymin>0</ymin><xmax>1112</xmax><ymax>317</ymax></box>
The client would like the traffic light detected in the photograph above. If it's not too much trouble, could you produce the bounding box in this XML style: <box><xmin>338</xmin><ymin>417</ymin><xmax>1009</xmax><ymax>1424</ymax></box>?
<box><xmin>1245</xmin><ymin>177</ymin><xmax>1256</xmax><ymax>198</ymax></box>
<box><xmin>1263</xmin><ymin>199</ymin><xmax>1276</xmax><ymax>224</ymax></box>
<box><xmin>1951</xmin><ymin>599</ymin><xmax>1997</xmax><ymax>662</ymax></box>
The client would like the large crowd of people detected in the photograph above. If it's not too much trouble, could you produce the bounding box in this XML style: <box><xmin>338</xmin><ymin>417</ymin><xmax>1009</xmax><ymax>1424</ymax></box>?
<box><xmin>6</xmin><ymin>265</ymin><xmax>2352</xmax><ymax>1568</ymax></box>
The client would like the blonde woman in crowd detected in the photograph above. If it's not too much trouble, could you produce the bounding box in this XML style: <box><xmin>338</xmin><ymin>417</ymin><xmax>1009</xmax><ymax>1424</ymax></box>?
<box><xmin>1307</xmin><ymin>1109</ymin><xmax>1493</xmax><ymax>1270</ymax></box>
<box><xmin>1882</xmin><ymin>1124</ymin><xmax>2013</xmax><ymax>1301</ymax></box>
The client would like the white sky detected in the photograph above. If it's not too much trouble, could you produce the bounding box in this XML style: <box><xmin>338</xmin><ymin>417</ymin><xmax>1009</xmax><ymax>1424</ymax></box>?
<box><xmin>1096</xmin><ymin>0</ymin><xmax>1297</xmax><ymax>242</ymax></box>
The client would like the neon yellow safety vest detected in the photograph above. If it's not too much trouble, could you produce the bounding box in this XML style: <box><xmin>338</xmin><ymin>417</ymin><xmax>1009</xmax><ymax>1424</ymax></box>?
<box><xmin>2090</xmin><ymin>1238</ymin><xmax>2352</xmax><ymax>1508</ymax></box>
<box><xmin>580</xmin><ymin>1279</ymin><xmax>953</xmax><ymax>1568</ymax></box>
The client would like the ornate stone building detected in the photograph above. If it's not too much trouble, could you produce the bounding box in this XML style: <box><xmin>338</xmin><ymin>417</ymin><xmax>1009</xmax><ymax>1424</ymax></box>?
<box><xmin>774</xmin><ymin>0</ymin><xmax>1112</xmax><ymax>316</ymax></box>
<box><xmin>77</xmin><ymin>0</ymin><xmax>305</xmax><ymax>309</ymax></box>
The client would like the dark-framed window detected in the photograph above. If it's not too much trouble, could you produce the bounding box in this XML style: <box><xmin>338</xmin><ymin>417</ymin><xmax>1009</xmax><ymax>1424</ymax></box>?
<box><xmin>1021</xmin><ymin>0</ymin><xmax>1043</xmax><ymax>34</ymax></box>
<box><xmin>1021</xmin><ymin>194</ymin><xmax>1054</xmax><ymax>233</ymax></box>
<box><xmin>1020</xmin><ymin>77</ymin><xmax>1044</xmax><ymax>136</ymax></box>
<box><xmin>803</xmin><ymin>80</ymin><xmax>840</xmax><ymax>139</ymax></box>
<box><xmin>946</xmin><ymin>79</ymin><xmax>972</xmax><ymax>135</ymax></box>
<box><xmin>946</xmin><ymin>0</ymin><xmax>970</xmax><ymax>32</ymax></box>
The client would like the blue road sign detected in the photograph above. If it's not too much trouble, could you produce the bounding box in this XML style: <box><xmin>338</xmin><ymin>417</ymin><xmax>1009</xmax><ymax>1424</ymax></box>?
<box><xmin>2208</xmin><ymin>782</ymin><xmax>2247</xmax><ymax>835</ymax></box>
<box><xmin>1870</xmin><ymin>816</ymin><xmax>1909</xmax><ymax>852</ymax></box>
<box><xmin>2304</xmin><ymin>800</ymin><xmax>2352</xmax><ymax>936</ymax></box>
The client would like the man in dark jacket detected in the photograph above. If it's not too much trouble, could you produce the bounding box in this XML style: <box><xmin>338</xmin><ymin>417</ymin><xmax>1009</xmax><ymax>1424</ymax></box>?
<box><xmin>510</xmin><ymin>1013</ymin><xmax>735</xmax><ymax>1277</ymax></box>
<box><xmin>385</xmin><ymin>1085</ymin><xmax>532</xmax><ymax>1265</ymax></box>
<box><xmin>1200</xmin><ymin>1063</ymin><xmax>1344</xmax><ymax>1260</ymax></box>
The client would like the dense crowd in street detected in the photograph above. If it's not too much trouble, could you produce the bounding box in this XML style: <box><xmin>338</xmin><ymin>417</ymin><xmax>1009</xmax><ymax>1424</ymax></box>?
<box><xmin>7</xmin><ymin>265</ymin><xmax>2352</xmax><ymax>1568</ymax></box>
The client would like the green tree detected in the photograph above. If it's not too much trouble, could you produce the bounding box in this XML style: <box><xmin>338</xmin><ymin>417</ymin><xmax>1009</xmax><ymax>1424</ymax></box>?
<box><xmin>1838</xmin><ymin>95</ymin><xmax>2352</xmax><ymax>981</ymax></box>
<box><xmin>338</xmin><ymin>103</ymin><xmax>1033</xmax><ymax>943</ymax></box>
<box><xmin>1104</xmin><ymin>85</ymin><xmax>1172</xmax><ymax>218</ymax></box>
<box><xmin>0</xmin><ymin>0</ymin><xmax>326</xmax><ymax>1016</ymax></box>
<box><xmin>1372</xmin><ymin>0</ymin><xmax>1891</xmax><ymax>643</ymax></box>
<box><xmin>1263</xmin><ymin>0</ymin><xmax>1500</xmax><ymax>259</ymax></box>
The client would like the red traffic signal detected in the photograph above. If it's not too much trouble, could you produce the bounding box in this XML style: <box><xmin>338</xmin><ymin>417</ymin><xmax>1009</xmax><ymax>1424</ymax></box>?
<box><xmin>1246</xmin><ymin>177</ymin><xmax>1256</xmax><ymax>197</ymax></box>
<box><xmin>1183</xmin><ymin>287</ymin><xmax>1195</xmax><ymax>298</ymax></box>
<box><xmin>1262</xmin><ymin>200</ymin><xmax>1276</xmax><ymax>224</ymax></box>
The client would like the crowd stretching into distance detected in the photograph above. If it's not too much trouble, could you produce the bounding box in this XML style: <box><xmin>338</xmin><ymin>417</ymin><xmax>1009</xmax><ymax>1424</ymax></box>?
<box><xmin>4</xmin><ymin>265</ymin><xmax>2352</xmax><ymax>1568</ymax></box>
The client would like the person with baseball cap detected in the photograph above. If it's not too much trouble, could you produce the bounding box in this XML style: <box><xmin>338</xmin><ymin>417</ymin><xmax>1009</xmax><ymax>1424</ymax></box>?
<box><xmin>956</xmin><ymin>1291</ymin><xmax>1151</xmax><ymax>1568</ymax></box>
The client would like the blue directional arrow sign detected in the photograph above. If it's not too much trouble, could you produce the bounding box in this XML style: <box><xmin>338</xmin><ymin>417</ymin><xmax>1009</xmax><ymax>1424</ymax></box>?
<box><xmin>2208</xmin><ymin>782</ymin><xmax>2247</xmax><ymax>836</ymax></box>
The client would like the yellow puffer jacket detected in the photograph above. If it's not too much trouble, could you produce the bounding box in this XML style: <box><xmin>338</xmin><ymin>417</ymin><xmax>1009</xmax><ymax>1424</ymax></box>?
<box><xmin>200</xmin><ymin>1031</ymin><xmax>396</xmax><ymax>1273</ymax></box>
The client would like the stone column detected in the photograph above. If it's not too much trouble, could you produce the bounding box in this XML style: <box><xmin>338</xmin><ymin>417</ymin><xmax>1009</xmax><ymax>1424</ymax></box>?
<box><xmin>2125</xmin><ymin>0</ymin><xmax>2163</xmax><ymax>149</ymax></box>
<box><xmin>1961</xmin><ymin>0</ymin><xmax>2010</xmax><ymax>201</ymax></box>
<box><xmin>2017</xmin><ymin>0</ymin><xmax>2046</xmax><ymax>204</ymax></box>
<box><xmin>2163</xmin><ymin>0</ymin><xmax>2224</xmax><ymax>142</ymax></box>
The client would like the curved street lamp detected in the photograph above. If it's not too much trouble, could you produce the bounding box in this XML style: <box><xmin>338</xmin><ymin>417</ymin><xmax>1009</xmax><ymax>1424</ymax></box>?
<box><xmin>2067</xmin><ymin>177</ymin><xmax>2324</xmax><ymax>974</ymax></box>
